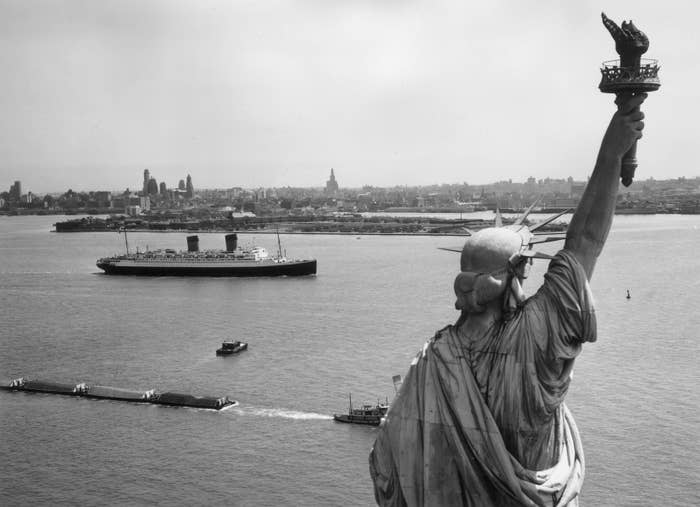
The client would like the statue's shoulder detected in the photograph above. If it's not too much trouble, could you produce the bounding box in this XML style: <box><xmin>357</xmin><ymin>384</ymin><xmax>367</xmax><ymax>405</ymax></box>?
<box><xmin>410</xmin><ymin>325</ymin><xmax>456</xmax><ymax>363</ymax></box>
<box><xmin>433</xmin><ymin>324</ymin><xmax>456</xmax><ymax>343</ymax></box>
<box><xmin>430</xmin><ymin>325</ymin><xmax>464</xmax><ymax>351</ymax></box>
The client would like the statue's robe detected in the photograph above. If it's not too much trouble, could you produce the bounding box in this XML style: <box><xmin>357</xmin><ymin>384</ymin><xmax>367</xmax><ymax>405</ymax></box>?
<box><xmin>370</xmin><ymin>250</ymin><xmax>596</xmax><ymax>507</ymax></box>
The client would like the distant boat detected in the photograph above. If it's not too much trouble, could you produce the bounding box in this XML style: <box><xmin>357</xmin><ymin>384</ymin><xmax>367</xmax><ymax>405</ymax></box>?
<box><xmin>615</xmin><ymin>207</ymin><xmax>657</xmax><ymax>215</ymax></box>
<box><xmin>332</xmin><ymin>376</ymin><xmax>401</xmax><ymax>426</ymax></box>
<box><xmin>626</xmin><ymin>289</ymin><xmax>631</xmax><ymax>299</ymax></box>
<box><xmin>216</xmin><ymin>341</ymin><xmax>248</xmax><ymax>356</ymax></box>
<box><xmin>333</xmin><ymin>393</ymin><xmax>388</xmax><ymax>426</ymax></box>
<box><xmin>96</xmin><ymin>232</ymin><xmax>317</xmax><ymax>277</ymax></box>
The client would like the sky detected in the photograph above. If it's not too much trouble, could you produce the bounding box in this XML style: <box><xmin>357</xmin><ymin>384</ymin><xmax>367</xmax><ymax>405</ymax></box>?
<box><xmin>0</xmin><ymin>0</ymin><xmax>697</xmax><ymax>194</ymax></box>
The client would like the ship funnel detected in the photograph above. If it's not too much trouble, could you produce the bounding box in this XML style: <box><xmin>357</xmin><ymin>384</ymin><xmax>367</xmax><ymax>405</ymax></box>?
<box><xmin>225</xmin><ymin>233</ymin><xmax>238</xmax><ymax>252</ymax></box>
<box><xmin>187</xmin><ymin>235</ymin><xmax>199</xmax><ymax>252</ymax></box>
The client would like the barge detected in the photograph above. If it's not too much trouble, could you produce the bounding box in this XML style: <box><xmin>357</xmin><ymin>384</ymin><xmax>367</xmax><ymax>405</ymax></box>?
<box><xmin>2</xmin><ymin>378</ymin><xmax>236</xmax><ymax>411</ymax></box>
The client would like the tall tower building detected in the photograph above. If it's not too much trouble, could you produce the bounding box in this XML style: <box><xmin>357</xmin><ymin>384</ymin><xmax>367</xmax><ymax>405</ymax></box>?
<box><xmin>10</xmin><ymin>181</ymin><xmax>22</xmax><ymax>200</ymax></box>
<box><xmin>147</xmin><ymin>177</ymin><xmax>158</xmax><ymax>195</ymax></box>
<box><xmin>325</xmin><ymin>168</ymin><xmax>339</xmax><ymax>195</ymax></box>
<box><xmin>185</xmin><ymin>174</ymin><xmax>194</xmax><ymax>198</ymax></box>
<box><xmin>143</xmin><ymin>169</ymin><xmax>150</xmax><ymax>195</ymax></box>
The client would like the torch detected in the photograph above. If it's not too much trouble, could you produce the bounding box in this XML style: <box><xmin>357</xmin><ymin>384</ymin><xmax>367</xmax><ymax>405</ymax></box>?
<box><xmin>599</xmin><ymin>12</ymin><xmax>661</xmax><ymax>186</ymax></box>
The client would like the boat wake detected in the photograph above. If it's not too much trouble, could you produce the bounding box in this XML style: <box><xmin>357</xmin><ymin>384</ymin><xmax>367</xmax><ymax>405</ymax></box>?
<box><xmin>217</xmin><ymin>401</ymin><xmax>239</xmax><ymax>412</ymax></box>
<box><xmin>230</xmin><ymin>405</ymin><xmax>332</xmax><ymax>421</ymax></box>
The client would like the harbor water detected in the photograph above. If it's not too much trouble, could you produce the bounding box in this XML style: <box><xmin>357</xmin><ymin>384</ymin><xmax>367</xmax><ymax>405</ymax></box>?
<box><xmin>1</xmin><ymin>214</ymin><xmax>699</xmax><ymax>506</ymax></box>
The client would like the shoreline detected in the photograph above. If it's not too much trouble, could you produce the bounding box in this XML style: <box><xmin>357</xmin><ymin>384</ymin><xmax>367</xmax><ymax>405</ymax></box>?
<box><xmin>51</xmin><ymin>228</ymin><xmax>477</xmax><ymax>237</ymax></box>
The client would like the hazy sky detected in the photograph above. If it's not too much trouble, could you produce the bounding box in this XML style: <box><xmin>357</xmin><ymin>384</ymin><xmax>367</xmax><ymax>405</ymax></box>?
<box><xmin>0</xmin><ymin>0</ymin><xmax>696</xmax><ymax>193</ymax></box>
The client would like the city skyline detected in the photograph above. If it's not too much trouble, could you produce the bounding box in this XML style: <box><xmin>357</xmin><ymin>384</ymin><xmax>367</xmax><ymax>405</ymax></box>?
<box><xmin>1</xmin><ymin>1</ymin><xmax>698</xmax><ymax>193</ymax></box>
<box><xmin>7</xmin><ymin>168</ymin><xmax>700</xmax><ymax>205</ymax></box>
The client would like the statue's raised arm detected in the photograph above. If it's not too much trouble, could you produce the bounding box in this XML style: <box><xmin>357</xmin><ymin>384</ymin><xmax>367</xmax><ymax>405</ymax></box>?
<box><xmin>563</xmin><ymin>92</ymin><xmax>646</xmax><ymax>280</ymax></box>
<box><xmin>565</xmin><ymin>13</ymin><xmax>660</xmax><ymax>278</ymax></box>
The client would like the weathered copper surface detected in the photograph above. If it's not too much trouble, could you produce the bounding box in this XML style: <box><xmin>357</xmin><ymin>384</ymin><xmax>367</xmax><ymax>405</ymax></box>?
<box><xmin>599</xmin><ymin>12</ymin><xmax>661</xmax><ymax>186</ymax></box>
<box><xmin>599</xmin><ymin>13</ymin><xmax>660</xmax><ymax>94</ymax></box>
<box><xmin>370</xmin><ymin>251</ymin><xmax>592</xmax><ymax>506</ymax></box>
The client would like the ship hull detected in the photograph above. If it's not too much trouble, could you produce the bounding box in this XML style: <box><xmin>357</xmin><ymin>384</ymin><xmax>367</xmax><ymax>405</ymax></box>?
<box><xmin>333</xmin><ymin>414</ymin><xmax>383</xmax><ymax>426</ymax></box>
<box><xmin>96</xmin><ymin>259</ymin><xmax>317</xmax><ymax>277</ymax></box>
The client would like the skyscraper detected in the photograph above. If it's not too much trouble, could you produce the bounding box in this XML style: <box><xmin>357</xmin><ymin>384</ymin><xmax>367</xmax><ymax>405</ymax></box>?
<box><xmin>185</xmin><ymin>174</ymin><xmax>194</xmax><ymax>198</ymax></box>
<box><xmin>9</xmin><ymin>181</ymin><xmax>22</xmax><ymax>200</ymax></box>
<box><xmin>325</xmin><ymin>169</ymin><xmax>339</xmax><ymax>195</ymax></box>
<box><xmin>147</xmin><ymin>177</ymin><xmax>158</xmax><ymax>195</ymax></box>
<box><xmin>143</xmin><ymin>169</ymin><xmax>150</xmax><ymax>195</ymax></box>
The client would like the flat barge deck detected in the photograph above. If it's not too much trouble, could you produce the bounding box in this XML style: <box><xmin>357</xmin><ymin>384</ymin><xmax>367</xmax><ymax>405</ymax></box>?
<box><xmin>1</xmin><ymin>378</ymin><xmax>236</xmax><ymax>410</ymax></box>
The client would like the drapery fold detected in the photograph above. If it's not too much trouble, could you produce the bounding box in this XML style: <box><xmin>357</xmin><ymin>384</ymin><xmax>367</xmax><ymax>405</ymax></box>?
<box><xmin>370</xmin><ymin>251</ymin><xmax>593</xmax><ymax>506</ymax></box>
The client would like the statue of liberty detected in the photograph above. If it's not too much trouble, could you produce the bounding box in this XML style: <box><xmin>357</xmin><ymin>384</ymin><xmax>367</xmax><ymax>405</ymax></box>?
<box><xmin>369</xmin><ymin>91</ymin><xmax>648</xmax><ymax>506</ymax></box>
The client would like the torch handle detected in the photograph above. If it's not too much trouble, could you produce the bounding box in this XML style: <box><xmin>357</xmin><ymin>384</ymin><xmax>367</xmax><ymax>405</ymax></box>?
<box><xmin>618</xmin><ymin>99</ymin><xmax>641</xmax><ymax>187</ymax></box>
<box><xmin>621</xmin><ymin>141</ymin><xmax>638</xmax><ymax>187</ymax></box>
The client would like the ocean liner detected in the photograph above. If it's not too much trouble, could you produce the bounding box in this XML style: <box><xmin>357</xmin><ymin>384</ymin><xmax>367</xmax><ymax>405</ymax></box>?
<box><xmin>96</xmin><ymin>233</ymin><xmax>317</xmax><ymax>277</ymax></box>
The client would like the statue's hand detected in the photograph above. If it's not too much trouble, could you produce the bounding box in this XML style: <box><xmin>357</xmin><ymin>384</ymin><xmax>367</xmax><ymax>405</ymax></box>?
<box><xmin>601</xmin><ymin>93</ymin><xmax>646</xmax><ymax>160</ymax></box>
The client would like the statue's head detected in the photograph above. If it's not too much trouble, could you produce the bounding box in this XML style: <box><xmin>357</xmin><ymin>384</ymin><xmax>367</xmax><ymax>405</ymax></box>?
<box><xmin>450</xmin><ymin>204</ymin><xmax>566</xmax><ymax>315</ymax></box>
<box><xmin>454</xmin><ymin>227</ymin><xmax>531</xmax><ymax>314</ymax></box>
<box><xmin>460</xmin><ymin>227</ymin><xmax>526</xmax><ymax>273</ymax></box>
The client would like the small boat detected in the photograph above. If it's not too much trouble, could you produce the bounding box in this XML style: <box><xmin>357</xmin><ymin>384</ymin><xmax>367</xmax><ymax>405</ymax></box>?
<box><xmin>333</xmin><ymin>394</ymin><xmax>388</xmax><ymax>426</ymax></box>
<box><xmin>216</xmin><ymin>341</ymin><xmax>248</xmax><ymax>356</ymax></box>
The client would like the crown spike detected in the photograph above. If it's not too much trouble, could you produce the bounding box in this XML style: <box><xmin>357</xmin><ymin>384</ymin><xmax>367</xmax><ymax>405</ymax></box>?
<box><xmin>514</xmin><ymin>198</ymin><xmax>541</xmax><ymax>226</ymax></box>
<box><xmin>529</xmin><ymin>209</ymin><xmax>572</xmax><ymax>232</ymax></box>
<box><xmin>528</xmin><ymin>236</ymin><xmax>567</xmax><ymax>245</ymax></box>
<box><xmin>494</xmin><ymin>207</ymin><xmax>503</xmax><ymax>228</ymax></box>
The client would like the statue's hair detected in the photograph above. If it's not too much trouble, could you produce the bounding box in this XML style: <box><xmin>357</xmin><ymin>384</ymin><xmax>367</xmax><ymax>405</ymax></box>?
<box><xmin>453</xmin><ymin>271</ymin><xmax>509</xmax><ymax>313</ymax></box>
<box><xmin>460</xmin><ymin>228</ymin><xmax>526</xmax><ymax>273</ymax></box>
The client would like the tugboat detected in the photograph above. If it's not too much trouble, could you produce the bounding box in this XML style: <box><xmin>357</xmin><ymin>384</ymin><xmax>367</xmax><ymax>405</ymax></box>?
<box><xmin>216</xmin><ymin>341</ymin><xmax>248</xmax><ymax>356</ymax></box>
<box><xmin>333</xmin><ymin>394</ymin><xmax>389</xmax><ymax>426</ymax></box>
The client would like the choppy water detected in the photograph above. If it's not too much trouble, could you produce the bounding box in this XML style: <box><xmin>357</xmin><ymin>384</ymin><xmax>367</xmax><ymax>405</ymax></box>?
<box><xmin>1</xmin><ymin>214</ymin><xmax>699</xmax><ymax>506</ymax></box>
